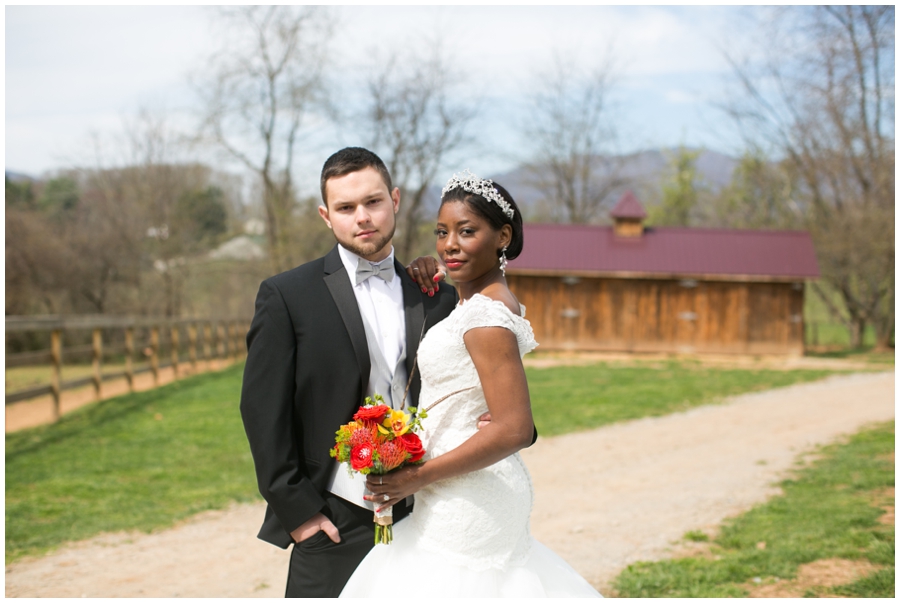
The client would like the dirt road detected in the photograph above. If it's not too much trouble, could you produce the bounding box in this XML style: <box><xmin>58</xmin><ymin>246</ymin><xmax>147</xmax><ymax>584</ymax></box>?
<box><xmin>5</xmin><ymin>371</ymin><xmax>894</xmax><ymax>597</ymax></box>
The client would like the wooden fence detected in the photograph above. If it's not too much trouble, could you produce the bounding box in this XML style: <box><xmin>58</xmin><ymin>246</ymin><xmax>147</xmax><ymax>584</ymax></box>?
<box><xmin>5</xmin><ymin>315</ymin><xmax>252</xmax><ymax>421</ymax></box>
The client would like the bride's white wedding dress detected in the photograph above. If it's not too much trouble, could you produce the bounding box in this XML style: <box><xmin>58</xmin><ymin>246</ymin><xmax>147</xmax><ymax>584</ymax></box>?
<box><xmin>340</xmin><ymin>294</ymin><xmax>601</xmax><ymax>598</ymax></box>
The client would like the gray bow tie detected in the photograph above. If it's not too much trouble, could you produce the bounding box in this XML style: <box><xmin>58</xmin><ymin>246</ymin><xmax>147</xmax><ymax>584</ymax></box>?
<box><xmin>355</xmin><ymin>259</ymin><xmax>395</xmax><ymax>285</ymax></box>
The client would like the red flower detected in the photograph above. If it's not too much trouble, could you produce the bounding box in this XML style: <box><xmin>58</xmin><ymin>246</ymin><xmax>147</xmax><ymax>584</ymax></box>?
<box><xmin>398</xmin><ymin>432</ymin><xmax>425</xmax><ymax>462</ymax></box>
<box><xmin>350</xmin><ymin>443</ymin><xmax>375</xmax><ymax>471</ymax></box>
<box><xmin>354</xmin><ymin>405</ymin><xmax>390</xmax><ymax>422</ymax></box>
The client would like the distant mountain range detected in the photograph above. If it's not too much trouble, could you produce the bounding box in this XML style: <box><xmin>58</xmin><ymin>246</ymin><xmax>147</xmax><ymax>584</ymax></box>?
<box><xmin>418</xmin><ymin>148</ymin><xmax>739</xmax><ymax>222</ymax></box>
<box><xmin>5</xmin><ymin>171</ymin><xmax>36</xmax><ymax>183</ymax></box>
<box><xmin>485</xmin><ymin>148</ymin><xmax>739</xmax><ymax>221</ymax></box>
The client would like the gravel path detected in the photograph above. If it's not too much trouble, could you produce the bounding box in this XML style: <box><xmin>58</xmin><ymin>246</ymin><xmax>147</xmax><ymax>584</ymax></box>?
<box><xmin>5</xmin><ymin>371</ymin><xmax>894</xmax><ymax>597</ymax></box>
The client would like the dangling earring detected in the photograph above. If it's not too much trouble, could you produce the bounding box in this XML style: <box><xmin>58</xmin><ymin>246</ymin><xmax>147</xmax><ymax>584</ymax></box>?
<box><xmin>499</xmin><ymin>246</ymin><xmax>508</xmax><ymax>277</ymax></box>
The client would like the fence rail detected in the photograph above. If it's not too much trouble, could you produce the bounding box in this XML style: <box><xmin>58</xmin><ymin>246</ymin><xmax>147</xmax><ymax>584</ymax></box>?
<box><xmin>5</xmin><ymin>315</ymin><xmax>252</xmax><ymax>421</ymax></box>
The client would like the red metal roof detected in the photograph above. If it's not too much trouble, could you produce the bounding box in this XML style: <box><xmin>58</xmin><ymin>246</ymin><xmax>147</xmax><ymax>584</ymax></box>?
<box><xmin>610</xmin><ymin>190</ymin><xmax>647</xmax><ymax>219</ymax></box>
<box><xmin>508</xmin><ymin>223</ymin><xmax>820</xmax><ymax>280</ymax></box>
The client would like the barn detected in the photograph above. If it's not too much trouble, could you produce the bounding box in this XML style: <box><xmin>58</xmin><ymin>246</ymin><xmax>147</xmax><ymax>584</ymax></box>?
<box><xmin>506</xmin><ymin>192</ymin><xmax>820</xmax><ymax>355</ymax></box>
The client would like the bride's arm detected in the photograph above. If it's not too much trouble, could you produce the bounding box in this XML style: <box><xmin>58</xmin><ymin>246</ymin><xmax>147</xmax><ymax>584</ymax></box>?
<box><xmin>365</xmin><ymin>325</ymin><xmax>533</xmax><ymax>509</ymax></box>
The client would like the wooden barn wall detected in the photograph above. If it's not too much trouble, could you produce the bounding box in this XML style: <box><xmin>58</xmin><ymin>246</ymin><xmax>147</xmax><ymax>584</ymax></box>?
<box><xmin>506</xmin><ymin>275</ymin><xmax>805</xmax><ymax>355</ymax></box>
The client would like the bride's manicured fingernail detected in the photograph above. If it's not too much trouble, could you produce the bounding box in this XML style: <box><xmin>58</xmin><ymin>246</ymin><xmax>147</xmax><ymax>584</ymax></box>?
<box><xmin>422</xmin><ymin>288</ymin><xmax>427</xmax><ymax>293</ymax></box>
<box><xmin>428</xmin><ymin>291</ymin><xmax>434</xmax><ymax>297</ymax></box>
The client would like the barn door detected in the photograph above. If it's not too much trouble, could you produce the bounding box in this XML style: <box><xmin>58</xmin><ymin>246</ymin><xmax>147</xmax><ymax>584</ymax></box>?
<box><xmin>674</xmin><ymin>279</ymin><xmax>699</xmax><ymax>351</ymax></box>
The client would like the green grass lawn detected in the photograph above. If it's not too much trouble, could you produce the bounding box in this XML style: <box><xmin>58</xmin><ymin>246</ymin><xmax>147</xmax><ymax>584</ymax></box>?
<box><xmin>5</xmin><ymin>364</ymin><xmax>257</xmax><ymax>564</ymax></box>
<box><xmin>6</xmin><ymin>359</ymin><xmax>842</xmax><ymax>564</ymax></box>
<box><xmin>613</xmin><ymin>422</ymin><xmax>895</xmax><ymax>598</ymax></box>
<box><xmin>528</xmin><ymin>360</ymin><xmax>837</xmax><ymax>436</ymax></box>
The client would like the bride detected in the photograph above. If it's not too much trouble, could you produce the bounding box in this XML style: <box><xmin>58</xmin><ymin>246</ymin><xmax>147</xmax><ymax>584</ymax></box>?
<box><xmin>340</xmin><ymin>171</ymin><xmax>601</xmax><ymax>598</ymax></box>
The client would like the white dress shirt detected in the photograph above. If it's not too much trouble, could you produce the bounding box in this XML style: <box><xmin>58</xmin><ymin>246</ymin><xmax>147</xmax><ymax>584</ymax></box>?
<box><xmin>337</xmin><ymin>244</ymin><xmax>405</xmax><ymax>371</ymax></box>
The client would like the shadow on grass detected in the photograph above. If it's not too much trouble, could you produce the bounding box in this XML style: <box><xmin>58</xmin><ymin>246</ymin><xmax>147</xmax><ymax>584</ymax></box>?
<box><xmin>805</xmin><ymin>347</ymin><xmax>895</xmax><ymax>364</ymax></box>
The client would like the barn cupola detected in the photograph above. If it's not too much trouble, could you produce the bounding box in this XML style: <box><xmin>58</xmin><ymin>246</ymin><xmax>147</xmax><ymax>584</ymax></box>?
<box><xmin>610</xmin><ymin>190</ymin><xmax>647</xmax><ymax>238</ymax></box>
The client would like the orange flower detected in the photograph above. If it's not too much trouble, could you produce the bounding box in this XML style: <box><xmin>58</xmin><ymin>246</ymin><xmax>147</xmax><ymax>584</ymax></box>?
<box><xmin>376</xmin><ymin>440</ymin><xmax>409</xmax><ymax>472</ymax></box>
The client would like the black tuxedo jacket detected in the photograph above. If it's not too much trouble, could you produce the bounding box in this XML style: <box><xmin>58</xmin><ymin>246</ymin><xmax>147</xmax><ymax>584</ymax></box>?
<box><xmin>240</xmin><ymin>245</ymin><xmax>459</xmax><ymax>548</ymax></box>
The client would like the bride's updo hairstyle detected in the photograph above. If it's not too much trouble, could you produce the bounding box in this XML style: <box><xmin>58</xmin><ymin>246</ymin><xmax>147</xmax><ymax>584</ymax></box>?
<box><xmin>440</xmin><ymin>171</ymin><xmax>524</xmax><ymax>261</ymax></box>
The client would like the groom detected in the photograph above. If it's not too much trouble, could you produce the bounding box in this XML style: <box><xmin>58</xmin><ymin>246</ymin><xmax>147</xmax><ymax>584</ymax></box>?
<box><xmin>240</xmin><ymin>147</ymin><xmax>459</xmax><ymax>597</ymax></box>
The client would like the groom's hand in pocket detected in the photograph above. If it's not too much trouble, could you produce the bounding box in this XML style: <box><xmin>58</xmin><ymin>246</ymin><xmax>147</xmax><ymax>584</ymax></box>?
<box><xmin>291</xmin><ymin>512</ymin><xmax>341</xmax><ymax>544</ymax></box>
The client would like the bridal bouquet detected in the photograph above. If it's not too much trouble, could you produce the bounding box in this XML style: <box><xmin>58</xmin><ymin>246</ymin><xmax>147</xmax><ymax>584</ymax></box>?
<box><xmin>330</xmin><ymin>394</ymin><xmax>427</xmax><ymax>544</ymax></box>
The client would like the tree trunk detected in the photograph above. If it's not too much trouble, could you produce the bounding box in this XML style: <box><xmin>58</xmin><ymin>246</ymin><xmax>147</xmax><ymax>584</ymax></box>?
<box><xmin>874</xmin><ymin>329</ymin><xmax>894</xmax><ymax>351</ymax></box>
<box><xmin>849</xmin><ymin>317</ymin><xmax>866</xmax><ymax>348</ymax></box>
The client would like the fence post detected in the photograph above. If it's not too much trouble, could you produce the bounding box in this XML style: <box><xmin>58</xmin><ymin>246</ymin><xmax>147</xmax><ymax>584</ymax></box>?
<box><xmin>171</xmin><ymin>324</ymin><xmax>180</xmax><ymax>378</ymax></box>
<box><xmin>189</xmin><ymin>323</ymin><xmax>198</xmax><ymax>372</ymax></box>
<box><xmin>92</xmin><ymin>328</ymin><xmax>102</xmax><ymax>400</ymax></box>
<box><xmin>150</xmin><ymin>326</ymin><xmax>160</xmax><ymax>386</ymax></box>
<box><xmin>203</xmin><ymin>323</ymin><xmax>212</xmax><ymax>368</ymax></box>
<box><xmin>125</xmin><ymin>327</ymin><xmax>134</xmax><ymax>393</ymax></box>
<box><xmin>219</xmin><ymin>322</ymin><xmax>228</xmax><ymax>360</ymax></box>
<box><xmin>50</xmin><ymin>329</ymin><xmax>62</xmax><ymax>421</ymax></box>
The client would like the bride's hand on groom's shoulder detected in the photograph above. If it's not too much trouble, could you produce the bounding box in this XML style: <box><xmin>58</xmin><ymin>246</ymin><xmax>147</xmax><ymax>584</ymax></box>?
<box><xmin>406</xmin><ymin>256</ymin><xmax>446</xmax><ymax>297</ymax></box>
<box><xmin>290</xmin><ymin>512</ymin><xmax>341</xmax><ymax>544</ymax></box>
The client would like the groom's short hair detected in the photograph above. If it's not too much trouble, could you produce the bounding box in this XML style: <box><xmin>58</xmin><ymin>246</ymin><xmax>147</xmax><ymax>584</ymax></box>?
<box><xmin>320</xmin><ymin>147</ymin><xmax>393</xmax><ymax>205</ymax></box>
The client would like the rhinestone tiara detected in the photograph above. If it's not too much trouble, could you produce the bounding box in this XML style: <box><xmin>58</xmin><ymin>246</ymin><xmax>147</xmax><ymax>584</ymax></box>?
<box><xmin>441</xmin><ymin>169</ymin><xmax>515</xmax><ymax>220</ymax></box>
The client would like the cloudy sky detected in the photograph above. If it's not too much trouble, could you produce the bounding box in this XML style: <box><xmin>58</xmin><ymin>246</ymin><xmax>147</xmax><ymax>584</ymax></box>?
<box><xmin>6</xmin><ymin>5</ymin><xmax>758</xmax><ymax>192</ymax></box>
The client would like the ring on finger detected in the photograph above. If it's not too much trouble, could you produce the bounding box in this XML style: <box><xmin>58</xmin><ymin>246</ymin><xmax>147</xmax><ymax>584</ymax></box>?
<box><xmin>413</xmin><ymin>267</ymin><xmax>419</xmax><ymax>271</ymax></box>
<box><xmin>382</xmin><ymin>494</ymin><xmax>389</xmax><ymax>502</ymax></box>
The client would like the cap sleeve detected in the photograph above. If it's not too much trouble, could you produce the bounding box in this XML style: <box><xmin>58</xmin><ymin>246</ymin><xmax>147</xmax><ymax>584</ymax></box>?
<box><xmin>455</xmin><ymin>294</ymin><xmax>538</xmax><ymax>356</ymax></box>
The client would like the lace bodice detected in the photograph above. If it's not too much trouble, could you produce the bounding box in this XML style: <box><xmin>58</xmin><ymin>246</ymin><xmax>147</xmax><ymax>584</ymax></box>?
<box><xmin>409</xmin><ymin>293</ymin><xmax>538</xmax><ymax>570</ymax></box>
<box><xmin>417</xmin><ymin>294</ymin><xmax>537</xmax><ymax>457</ymax></box>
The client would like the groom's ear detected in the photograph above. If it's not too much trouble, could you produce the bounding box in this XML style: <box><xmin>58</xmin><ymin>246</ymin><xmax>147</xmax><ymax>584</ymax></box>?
<box><xmin>391</xmin><ymin>187</ymin><xmax>400</xmax><ymax>214</ymax></box>
<box><xmin>318</xmin><ymin>204</ymin><xmax>333</xmax><ymax>229</ymax></box>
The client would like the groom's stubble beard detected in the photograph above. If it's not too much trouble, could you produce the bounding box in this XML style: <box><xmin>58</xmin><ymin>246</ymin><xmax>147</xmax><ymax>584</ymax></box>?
<box><xmin>335</xmin><ymin>219</ymin><xmax>396</xmax><ymax>260</ymax></box>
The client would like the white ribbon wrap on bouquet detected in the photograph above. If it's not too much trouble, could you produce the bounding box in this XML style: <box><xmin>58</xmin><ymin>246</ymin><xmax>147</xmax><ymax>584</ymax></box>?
<box><xmin>374</xmin><ymin>504</ymin><xmax>393</xmax><ymax>526</ymax></box>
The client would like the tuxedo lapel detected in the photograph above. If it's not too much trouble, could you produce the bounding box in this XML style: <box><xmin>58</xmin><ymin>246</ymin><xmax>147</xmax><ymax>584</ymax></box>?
<box><xmin>323</xmin><ymin>246</ymin><xmax>370</xmax><ymax>397</ymax></box>
<box><xmin>397</xmin><ymin>259</ymin><xmax>425</xmax><ymax>384</ymax></box>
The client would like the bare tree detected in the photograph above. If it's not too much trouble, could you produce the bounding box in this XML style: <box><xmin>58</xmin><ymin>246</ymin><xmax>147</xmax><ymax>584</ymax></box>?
<box><xmin>195</xmin><ymin>6</ymin><xmax>332</xmax><ymax>273</ymax></box>
<box><xmin>723</xmin><ymin>6</ymin><xmax>894</xmax><ymax>348</ymax></box>
<box><xmin>363</xmin><ymin>43</ymin><xmax>475</xmax><ymax>259</ymax></box>
<box><xmin>523</xmin><ymin>52</ymin><xmax>627</xmax><ymax>224</ymax></box>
